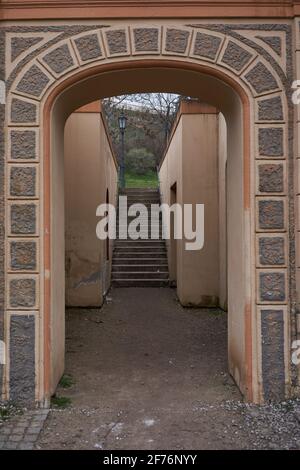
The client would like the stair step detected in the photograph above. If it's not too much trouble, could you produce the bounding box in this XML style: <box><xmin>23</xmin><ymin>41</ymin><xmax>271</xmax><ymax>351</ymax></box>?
<box><xmin>114</xmin><ymin>253</ymin><xmax>167</xmax><ymax>259</ymax></box>
<box><xmin>120</xmin><ymin>195</ymin><xmax>159</xmax><ymax>200</ymax></box>
<box><xmin>124</xmin><ymin>201</ymin><xmax>160</xmax><ymax>204</ymax></box>
<box><xmin>125</xmin><ymin>200</ymin><xmax>160</xmax><ymax>203</ymax></box>
<box><xmin>112</xmin><ymin>279</ymin><xmax>169</xmax><ymax>287</ymax></box>
<box><xmin>121</xmin><ymin>189</ymin><xmax>159</xmax><ymax>193</ymax></box>
<box><xmin>116</xmin><ymin>233</ymin><xmax>163</xmax><ymax>237</ymax></box>
<box><xmin>115</xmin><ymin>240</ymin><xmax>165</xmax><ymax>246</ymax></box>
<box><xmin>113</xmin><ymin>258</ymin><xmax>168</xmax><ymax>265</ymax></box>
<box><xmin>114</xmin><ymin>246</ymin><xmax>166</xmax><ymax>252</ymax></box>
<box><xmin>112</xmin><ymin>189</ymin><xmax>168</xmax><ymax>287</ymax></box>
<box><xmin>112</xmin><ymin>271</ymin><xmax>169</xmax><ymax>280</ymax></box>
<box><xmin>117</xmin><ymin>214</ymin><xmax>162</xmax><ymax>219</ymax></box>
<box><xmin>116</xmin><ymin>239</ymin><xmax>165</xmax><ymax>243</ymax></box>
<box><xmin>112</xmin><ymin>264</ymin><xmax>169</xmax><ymax>272</ymax></box>
<box><xmin>117</xmin><ymin>226</ymin><xmax>163</xmax><ymax>229</ymax></box>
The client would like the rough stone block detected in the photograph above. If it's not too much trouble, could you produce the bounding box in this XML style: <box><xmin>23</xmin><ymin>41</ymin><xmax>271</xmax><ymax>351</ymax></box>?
<box><xmin>16</xmin><ymin>64</ymin><xmax>50</xmax><ymax>97</ymax></box>
<box><xmin>74</xmin><ymin>34</ymin><xmax>102</xmax><ymax>61</ymax></box>
<box><xmin>257</xmin><ymin>96</ymin><xmax>283</xmax><ymax>121</ymax></box>
<box><xmin>258</xmin><ymin>200</ymin><xmax>284</xmax><ymax>230</ymax></box>
<box><xmin>258</xmin><ymin>127</ymin><xmax>284</xmax><ymax>157</ymax></box>
<box><xmin>10</xmin><ymin>130</ymin><xmax>36</xmax><ymax>160</ymax></box>
<box><xmin>259</xmin><ymin>272</ymin><xmax>286</xmax><ymax>302</ymax></box>
<box><xmin>193</xmin><ymin>32</ymin><xmax>222</xmax><ymax>60</ymax></box>
<box><xmin>10</xmin><ymin>203</ymin><xmax>36</xmax><ymax>235</ymax></box>
<box><xmin>11</xmin><ymin>36</ymin><xmax>43</xmax><ymax>62</ymax></box>
<box><xmin>10</xmin><ymin>166</ymin><xmax>36</xmax><ymax>197</ymax></box>
<box><xmin>245</xmin><ymin>62</ymin><xmax>278</xmax><ymax>94</ymax></box>
<box><xmin>11</xmin><ymin>98</ymin><xmax>36</xmax><ymax>124</ymax></box>
<box><xmin>258</xmin><ymin>163</ymin><xmax>284</xmax><ymax>193</ymax></box>
<box><xmin>9</xmin><ymin>315</ymin><xmax>35</xmax><ymax>403</ymax></box>
<box><xmin>257</xmin><ymin>35</ymin><xmax>282</xmax><ymax>56</ymax></box>
<box><xmin>105</xmin><ymin>30</ymin><xmax>127</xmax><ymax>55</ymax></box>
<box><xmin>10</xmin><ymin>241</ymin><xmax>37</xmax><ymax>271</ymax></box>
<box><xmin>133</xmin><ymin>28</ymin><xmax>159</xmax><ymax>52</ymax></box>
<box><xmin>9</xmin><ymin>278</ymin><xmax>36</xmax><ymax>308</ymax></box>
<box><xmin>165</xmin><ymin>28</ymin><xmax>190</xmax><ymax>54</ymax></box>
<box><xmin>261</xmin><ymin>309</ymin><xmax>285</xmax><ymax>401</ymax></box>
<box><xmin>43</xmin><ymin>44</ymin><xmax>74</xmax><ymax>74</ymax></box>
<box><xmin>259</xmin><ymin>237</ymin><xmax>285</xmax><ymax>266</ymax></box>
<box><xmin>221</xmin><ymin>40</ymin><xmax>252</xmax><ymax>72</ymax></box>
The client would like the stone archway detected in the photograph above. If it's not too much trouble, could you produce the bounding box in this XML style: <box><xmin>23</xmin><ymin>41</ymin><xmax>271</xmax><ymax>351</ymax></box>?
<box><xmin>2</xmin><ymin>22</ymin><xmax>292</xmax><ymax>405</ymax></box>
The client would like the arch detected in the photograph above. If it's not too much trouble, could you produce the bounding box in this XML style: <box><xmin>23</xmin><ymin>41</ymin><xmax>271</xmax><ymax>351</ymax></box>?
<box><xmin>106</xmin><ymin>188</ymin><xmax>109</xmax><ymax>262</ymax></box>
<box><xmin>4</xmin><ymin>23</ymin><xmax>291</xmax><ymax>405</ymax></box>
<box><xmin>43</xmin><ymin>59</ymin><xmax>252</xmax><ymax>403</ymax></box>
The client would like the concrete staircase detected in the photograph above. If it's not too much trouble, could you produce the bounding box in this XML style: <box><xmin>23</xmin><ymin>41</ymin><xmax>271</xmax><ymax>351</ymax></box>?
<box><xmin>111</xmin><ymin>188</ymin><xmax>169</xmax><ymax>287</ymax></box>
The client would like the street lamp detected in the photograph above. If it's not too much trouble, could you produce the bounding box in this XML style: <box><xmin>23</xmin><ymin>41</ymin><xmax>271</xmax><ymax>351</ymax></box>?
<box><xmin>118</xmin><ymin>112</ymin><xmax>127</xmax><ymax>190</ymax></box>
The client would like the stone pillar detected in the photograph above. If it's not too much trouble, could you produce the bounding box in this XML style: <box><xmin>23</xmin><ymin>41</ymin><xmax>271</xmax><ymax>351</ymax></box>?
<box><xmin>294</xmin><ymin>18</ymin><xmax>300</xmax><ymax>392</ymax></box>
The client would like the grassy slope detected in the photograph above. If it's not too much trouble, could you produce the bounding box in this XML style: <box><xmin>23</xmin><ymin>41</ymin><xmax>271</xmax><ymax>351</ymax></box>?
<box><xmin>125</xmin><ymin>171</ymin><xmax>158</xmax><ymax>189</ymax></box>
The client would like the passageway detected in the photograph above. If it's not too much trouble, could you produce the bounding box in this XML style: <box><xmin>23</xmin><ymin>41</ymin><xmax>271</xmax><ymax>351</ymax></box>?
<box><xmin>36</xmin><ymin>287</ymin><xmax>300</xmax><ymax>450</ymax></box>
<box><xmin>37</xmin><ymin>287</ymin><xmax>242</xmax><ymax>449</ymax></box>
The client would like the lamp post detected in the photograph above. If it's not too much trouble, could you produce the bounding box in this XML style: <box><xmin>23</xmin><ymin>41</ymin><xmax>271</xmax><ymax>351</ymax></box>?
<box><xmin>118</xmin><ymin>111</ymin><xmax>127</xmax><ymax>190</ymax></box>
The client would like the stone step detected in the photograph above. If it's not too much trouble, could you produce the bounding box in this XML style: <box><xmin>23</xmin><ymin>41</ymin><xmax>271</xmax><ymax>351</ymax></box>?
<box><xmin>114</xmin><ymin>240</ymin><xmax>165</xmax><ymax>246</ymax></box>
<box><xmin>115</xmin><ymin>239</ymin><xmax>165</xmax><ymax>243</ymax></box>
<box><xmin>113</xmin><ymin>188</ymin><xmax>168</xmax><ymax>287</ymax></box>
<box><xmin>112</xmin><ymin>279</ymin><xmax>169</xmax><ymax>287</ymax></box>
<box><xmin>120</xmin><ymin>195</ymin><xmax>159</xmax><ymax>200</ymax></box>
<box><xmin>121</xmin><ymin>189</ymin><xmax>159</xmax><ymax>193</ymax></box>
<box><xmin>123</xmin><ymin>204</ymin><xmax>161</xmax><ymax>208</ymax></box>
<box><xmin>116</xmin><ymin>227</ymin><xmax>163</xmax><ymax>233</ymax></box>
<box><xmin>114</xmin><ymin>246</ymin><xmax>166</xmax><ymax>252</ymax></box>
<box><xmin>125</xmin><ymin>195</ymin><xmax>160</xmax><ymax>199</ymax></box>
<box><xmin>124</xmin><ymin>193</ymin><xmax>160</xmax><ymax>197</ymax></box>
<box><xmin>117</xmin><ymin>213</ymin><xmax>162</xmax><ymax>218</ymax></box>
<box><xmin>120</xmin><ymin>193</ymin><xmax>160</xmax><ymax>202</ymax></box>
<box><xmin>113</xmin><ymin>251</ymin><xmax>168</xmax><ymax>258</ymax></box>
<box><xmin>113</xmin><ymin>258</ymin><xmax>168</xmax><ymax>265</ymax></box>
<box><xmin>112</xmin><ymin>271</ymin><xmax>169</xmax><ymax>280</ymax></box>
<box><xmin>116</xmin><ymin>225</ymin><xmax>163</xmax><ymax>230</ymax></box>
<box><xmin>118</xmin><ymin>216</ymin><xmax>162</xmax><ymax>220</ymax></box>
<box><xmin>126</xmin><ymin>196</ymin><xmax>160</xmax><ymax>205</ymax></box>
<box><xmin>112</xmin><ymin>264</ymin><xmax>169</xmax><ymax>272</ymax></box>
<box><xmin>116</xmin><ymin>233</ymin><xmax>163</xmax><ymax>238</ymax></box>
<box><xmin>115</xmin><ymin>237</ymin><xmax>164</xmax><ymax>241</ymax></box>
<box><xmin>117</xmin><ymin>218</ymin><xmax>162</xmax><ymax>222</ymax></box>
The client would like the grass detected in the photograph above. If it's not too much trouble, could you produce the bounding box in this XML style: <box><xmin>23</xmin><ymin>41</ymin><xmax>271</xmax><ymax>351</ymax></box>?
<box><xmin>0</xmin><ymin>402</ymin><xmax>22</xmax><ymax>421</ymax></box>
<box><xmin>51</xmin><ymin>396</ymin><xmax>72</xmax><ymax>409</ymax></box>
<box><xmin>59</xmin><ymin>374</ymin><xmax>74</xmax><ymax>389</ymax></box>
<box><xmin>0</xmin><ymin>406</ymin><xmax>11</xmax><ymax>420</ymax></box>
<box><xmin>124</xmin><ymin>171</ymin><xmax>158</xmax><ymax>189</ymax></box>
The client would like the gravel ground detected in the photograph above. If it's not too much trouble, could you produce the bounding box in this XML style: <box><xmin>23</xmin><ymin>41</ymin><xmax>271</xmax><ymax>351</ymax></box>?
<box><xmin>32</xmin><ymin>288</ymin><xmax>300</xmax><ymax>450</ymax></box>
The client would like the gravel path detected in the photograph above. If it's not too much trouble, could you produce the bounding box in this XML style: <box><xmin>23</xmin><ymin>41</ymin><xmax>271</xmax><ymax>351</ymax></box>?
<box><xmin>33</xmin><ymin>287</ymin><xmax>300</xmax><ymax>450</ymax></box>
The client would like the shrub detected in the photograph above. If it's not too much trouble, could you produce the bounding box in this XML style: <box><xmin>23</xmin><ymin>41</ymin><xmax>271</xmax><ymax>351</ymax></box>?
<box><xmin>125</xmin><ymin>148</ymin><xmax>156</xmax><ymax>175</ymax></box>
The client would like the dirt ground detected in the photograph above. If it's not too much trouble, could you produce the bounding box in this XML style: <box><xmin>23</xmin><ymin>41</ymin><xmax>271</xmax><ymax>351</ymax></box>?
<box><xmin>36</xmin><ymin>287</ymin><xmax>300</xmax><ymax>450</ymax></box>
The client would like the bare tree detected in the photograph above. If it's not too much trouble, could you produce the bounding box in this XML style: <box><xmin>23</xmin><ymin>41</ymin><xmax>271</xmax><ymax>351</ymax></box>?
<box><xmin>102</xmin><ymin>93</ymin><xmax>182</xmax><ymax>164</ymax></box>
<box><xmin>112</xmin><ymin>93</ymin><xmax>180</xmax><ymax>140</ymax></box>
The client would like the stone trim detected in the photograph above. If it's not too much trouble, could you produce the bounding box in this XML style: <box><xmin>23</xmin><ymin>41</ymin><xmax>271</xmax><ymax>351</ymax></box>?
<box><xmin>1</xmin><ymin>21</ymin><xmax>293</xmax><ymax>404</ymax></box>
<box><xmin>259</xmin><ymin>307</ymin><xmax>286</xmax><ymax>401</ymax></box>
